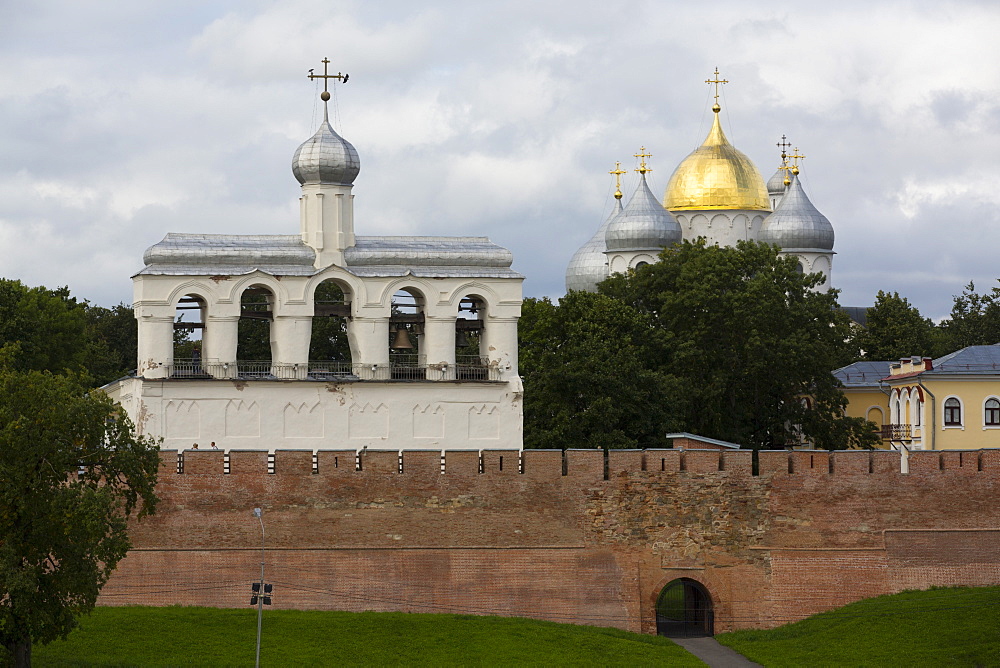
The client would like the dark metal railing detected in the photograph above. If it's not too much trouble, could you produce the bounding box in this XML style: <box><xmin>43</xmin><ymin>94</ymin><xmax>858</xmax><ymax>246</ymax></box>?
<box><xmin>160</xmin><ymin>358</ymin><xmax>500</xmax><ymax>382</ymax></box>
<box><xmin>880</xmin><ymin>424</ymin><xmax>913</xmax><ymax>441</ymax></box>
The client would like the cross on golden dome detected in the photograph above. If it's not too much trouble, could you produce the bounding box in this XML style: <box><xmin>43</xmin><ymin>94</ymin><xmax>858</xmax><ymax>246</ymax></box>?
<box><xmin>634</xmin><ymin>147</ymin><xmax>652</xmax><ymax>175</ymax></box>
<box><xmin>308</xmin><ymin>57</ymin><xmax>349</xmax><ymax>102</ymax></box>
<box><xmin>609</xmin><ymin>161</ymin><xmax>627</xmax><ymax>199</ymax></box>
<box><xmin>706</xmin><ymin>68</ymin><xmax>729</xmax><ymax>113</ymax></box>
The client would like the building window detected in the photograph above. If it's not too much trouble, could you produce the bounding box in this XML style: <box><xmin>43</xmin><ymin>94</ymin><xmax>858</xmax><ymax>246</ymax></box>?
<box><xmin>986</xmin><ymin>398</ymin><xmax>1000</xmax><ymax>426</ymax></box>
<box><xmin>944</xmin><ymin>397</ymin><xmax>962</xmax><ymax>427</ymax></box>
<box><xmin>913</xmin><ymin>394</ymin><xmax>921</xmax><ymax>427</ymax></box>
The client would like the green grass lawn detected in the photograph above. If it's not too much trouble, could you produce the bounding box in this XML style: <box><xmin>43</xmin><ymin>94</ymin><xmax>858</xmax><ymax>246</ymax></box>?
<box><xmin>32</xmin><ymin>606</ymin><xmax>705</xmax><ymax>667</ymax></box>
<box><xmin>716</xmin><ymin>585</ymin><xmax>1000</xmax><ymax>667</ymax></box>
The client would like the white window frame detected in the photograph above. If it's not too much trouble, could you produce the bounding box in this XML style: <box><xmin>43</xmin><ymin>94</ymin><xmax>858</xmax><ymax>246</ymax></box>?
<box><xmin>943</xmin><ymin>395</ymin><xmax>964</xmax><ymax>430</ymax></box>
<box><xmin>983</xmin><ymin>396</ymin><xmax>1000</xmax><ymax>430</ymax></box>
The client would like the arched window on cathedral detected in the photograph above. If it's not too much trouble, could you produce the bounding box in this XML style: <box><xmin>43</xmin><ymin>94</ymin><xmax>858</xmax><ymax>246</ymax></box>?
<box><xmin>238</xmin><ymin>284</ymin><xmax>275</xmax><ymax>377</ymax></box>
<box><xmin>390</xmin><ymin>288</ymin><xmax>425</xmax><ymax>380</ymax></box>
<box><xmin>456</xmin><ymin>294</ymin><xmax>489</xmax><ymax>380</ymax></box>
<box><xmin>309</xmin><ymin>279</ymin><xmax>354</xmax><ymax>378</ymax></box>
<box><xmin>173</xmin><ymin>293</ymin><xmax>207</xmax><ymax>378</ymax></box>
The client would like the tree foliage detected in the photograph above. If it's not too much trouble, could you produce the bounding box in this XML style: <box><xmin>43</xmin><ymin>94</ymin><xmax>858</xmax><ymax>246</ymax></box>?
<box><xmin>0</xmin><ymin>280</ymin><xmax>88</xmax><ymax>374</ymax></box>
<box><xmin>520</xmin><ymin>241</ymin><xmax>878</xmax><ymax>450</ymax></box>
<box><xmin>520</xmin><ymin>293</ymin><xmax>678</xmax><ymax>449</ymax></box>
<box><xmin>0</xmin><ymin>350</ymin><xmax>160</xmax><ymax>665</ymax></box>
<box><xmin>939</xmin><ymin>281</ymin><xmax>1000</xmax><ymax>351</ymax></box>
<box><xmin>855</xmin><ymin>290</ymin><xmax>938</xmax><ymax>361</ymax></box>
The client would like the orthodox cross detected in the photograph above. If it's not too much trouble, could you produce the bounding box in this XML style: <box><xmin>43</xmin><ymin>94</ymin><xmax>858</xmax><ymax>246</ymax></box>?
<box><xmin>634</xmin><ymin>147</ymin><xmax>652</xmax><ymax>175</ymax></box>
<box><xmin>308</xmin><ymin>57</ymin><xmax>349</xmax><ymax>101</ymax></box>
<box><xmin>777</xmin><ymin>135</ymin><xmax>792</xmax><ymax>184</ymax></box>
<box><xmin>790</xmin><ymin>147</ymin><xmax>806</xmax><ymax>175</ymax></box>
<box><xmin>706</xmin><ymin>68</ymin><xmax>728</xmax><ymax>111</ymax></box>
<box><xmin>609</xmin><ymin>161</ymin><xmax>627</xmax><ymax>199</ymax></box>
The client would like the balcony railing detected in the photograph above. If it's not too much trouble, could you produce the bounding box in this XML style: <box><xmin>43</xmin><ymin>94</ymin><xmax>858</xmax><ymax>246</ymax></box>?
<box><xmin>160</xmin><ymin>359</ymin><xmax>499</xmax><ymax>382</ymax></box>
<box><xmin>880</xmin><ymin>424</ymin><xmax>913</xmax><ymax>441</ymax></box>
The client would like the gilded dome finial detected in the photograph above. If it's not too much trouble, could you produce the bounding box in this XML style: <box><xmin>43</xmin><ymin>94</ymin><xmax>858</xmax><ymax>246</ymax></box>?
<box><xmin>609</xmin><ymin>161</ymin><xmax>627</xmax><ymax>199</ymax></box>
<box><xmin>790</xmin><ymin>147</ymin><xmax>805</xmax><ymax>176</ymax></box>
<box><xmin>308</xmin><ymin>57</ymin><xmax>349</xmax><ymax>110</ymax></box>
<box><xmin>706</xmin><ymin>67</ymin><xmax>728</xmax><ymax>113</ymax></box>
<box><xmin>634</xmin><ymin>147</ymin><xmax>652</xmax><ymax>175</ymax></box>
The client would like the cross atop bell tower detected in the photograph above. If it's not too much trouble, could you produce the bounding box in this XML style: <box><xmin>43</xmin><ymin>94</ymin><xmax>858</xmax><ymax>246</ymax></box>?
<box><xmin>308</xmin><ymin>57</ymin><xmax>349</xmax><ymax>102</ymax></box>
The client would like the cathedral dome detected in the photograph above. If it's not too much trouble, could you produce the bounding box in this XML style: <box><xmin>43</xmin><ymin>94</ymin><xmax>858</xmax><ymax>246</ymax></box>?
<box><xmin>759</xmin><ymin>174</ymin><xmax>834</xmax><ymax>250</ymax></box>
<box><xmin>565</xmin><ymin>200</ymin><xmax>621</xmax><ymax>292</ymax></box>
<box><xmin>292</xmin><ymin>113</ymin><xmax>360</xmax><ymax>186</ymax></box>
<box><xmin>767</xmin><ymin>166</ymin><xmax>789</xmax><ymax>198</ymax></box>
<box><xmin>664</xmin><ymin>112</ymin><xmax>769</xmax><ymax>211</ymax></box>
<box><xmin>606</xmin><ymin>174</ymin><xmax>682</xmax><ymax>251</ymax></box>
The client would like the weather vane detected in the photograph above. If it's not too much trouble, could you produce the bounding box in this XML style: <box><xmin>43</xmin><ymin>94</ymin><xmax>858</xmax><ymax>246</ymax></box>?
<box><xmin>308</xmin><ymin>57</ymin><xmax>349</xmax><ymax>101</ymax></box>
<box><xmin>705</xmin><ymin>67</ymin><xmax>728</xmax><ymax>112</ymax></box>
<box><xmin>634</xmin><ymin>147</ymin><xmax>652</xmax><ymax>175</ymax></box>
<box><xmin>609</xmin><ymin>161</ymin><xmax>627</xmax><ymax>199</ymax></box>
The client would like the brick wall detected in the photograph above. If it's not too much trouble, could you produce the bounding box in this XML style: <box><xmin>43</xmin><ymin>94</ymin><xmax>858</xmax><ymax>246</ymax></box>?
<box><xmin>103</xmin><ymin>448</ymin><xmax>1000</xmax><ymax>633</ymax></box>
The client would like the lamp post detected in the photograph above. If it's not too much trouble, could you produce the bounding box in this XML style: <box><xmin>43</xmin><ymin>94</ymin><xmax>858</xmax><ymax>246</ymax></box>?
<box><xmin>253</xmin><ymin>507</ymin><xmax>264</xmax><ymax>668</ymax></box>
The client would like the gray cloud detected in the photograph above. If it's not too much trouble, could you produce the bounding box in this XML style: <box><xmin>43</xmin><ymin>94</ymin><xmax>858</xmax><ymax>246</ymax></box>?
<box><xmin>1</xmin><ymin>0</ymin><xmax>998</xmax><ymax>321</ymax></box>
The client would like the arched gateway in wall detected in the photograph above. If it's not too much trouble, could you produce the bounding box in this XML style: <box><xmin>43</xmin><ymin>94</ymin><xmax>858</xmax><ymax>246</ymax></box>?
<box><xmin>655</xmin><ymin>578</ymin><xmax>714</xmax><ymax>637</ymax></box>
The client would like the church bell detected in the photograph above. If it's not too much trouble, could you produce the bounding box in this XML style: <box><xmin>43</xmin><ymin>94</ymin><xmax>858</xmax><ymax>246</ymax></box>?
<box><xmin>391</xmin><ymin>327</ymin><xmax>414</xmax><ymax>349</ymax></box>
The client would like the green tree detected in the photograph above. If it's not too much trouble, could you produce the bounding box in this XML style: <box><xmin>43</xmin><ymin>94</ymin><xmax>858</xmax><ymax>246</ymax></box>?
<box><xmin>309</xmin><ymin>281</ymin><xmax>352</xmax><ymax>362</ymax></box>
<box><xmin>939</xmin><ymin>281</ymin><xmax>1000</xmax><ymax>352</ymax></box>
<box><xmin>855</xmin><ymin>290</ymin><xmax>938</xmax><ymax>361</ymax></box>
<box><xmin>519</xmin><ymin>293</ymin><xmax>678</xmax><ymax>449</ymax></box>
<box><xmin>0</xmin><ymin>279</ymin><xmax>88</xmax><ymax>373</ymax></box>
<box><xmin>82</xmin><ymin>302</ymin><xmax>138</xmax><ymax>385</ymax></box>
<box><xmin>598</xmin><ymin>240</ymin><xmax>875</xmax><ymax>450</ymax></box>
<box><xmin>0</xmin><ymin>349</ymin><xmax>159</xmax><ymax>666</ymax></box>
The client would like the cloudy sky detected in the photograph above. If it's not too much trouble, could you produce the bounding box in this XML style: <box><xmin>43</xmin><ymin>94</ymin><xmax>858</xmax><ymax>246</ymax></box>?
<box><xmin>2</xmin><ymin>0</ymin><xmax>998</xmax><ymax>319</ymax></box>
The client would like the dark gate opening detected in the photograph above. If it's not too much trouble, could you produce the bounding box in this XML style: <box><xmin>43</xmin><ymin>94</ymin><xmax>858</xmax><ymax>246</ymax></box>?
<box><xmin>655</xmin><ymin>578</ymin><xmax>714</xmax><ymax>637</ymax></box>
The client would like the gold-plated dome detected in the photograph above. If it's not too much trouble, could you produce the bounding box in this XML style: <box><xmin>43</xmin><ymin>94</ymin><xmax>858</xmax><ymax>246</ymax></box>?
<box><xmin>664</xmin><ymin>112</ymin><xmax>770</xmax><ymax>211</ymax></box>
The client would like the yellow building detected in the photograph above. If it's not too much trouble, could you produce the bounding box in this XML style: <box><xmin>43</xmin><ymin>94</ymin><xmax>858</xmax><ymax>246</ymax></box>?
<box><xmin>836</xmin><ymin>345</ymin><xmax>1000</xmax><ymax>450</ymax></box>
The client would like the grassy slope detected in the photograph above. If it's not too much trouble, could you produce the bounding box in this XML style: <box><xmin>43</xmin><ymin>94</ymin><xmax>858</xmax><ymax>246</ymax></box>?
<box><xmin>34</xmin><ymin>607</ymin><xmax>705</xmax><ymax>667</ymax></box>
<box><xmin>716</xmin><ymin>586</ymin><xmax>1000</xmax><ymax>667</ymax></box>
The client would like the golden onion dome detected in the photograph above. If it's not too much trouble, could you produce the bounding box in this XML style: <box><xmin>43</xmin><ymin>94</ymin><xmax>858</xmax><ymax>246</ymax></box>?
<box><xmin>664</xmin><ymin>112</ymin><xmax>769</xmax><ymax>211</ymax></box>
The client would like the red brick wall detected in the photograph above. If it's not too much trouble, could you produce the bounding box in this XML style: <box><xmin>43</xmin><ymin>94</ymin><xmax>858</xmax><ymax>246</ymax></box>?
<box><xmin>104</xmin><ymin>448</ymin><xmax>1000</xmax><ymax>634</ymax></box>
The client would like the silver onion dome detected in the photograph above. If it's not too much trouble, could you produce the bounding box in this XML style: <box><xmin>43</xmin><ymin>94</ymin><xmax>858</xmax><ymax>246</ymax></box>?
<box><xmin>759</xmin><ymin>174</ymin><xmax>834</xmax><ymax>250</ymax></box>
<box><xmin>292</xmin><ymin>109</ymin><xmax>360</xmax><ymax>186</ymax></box>
<box><xmin>606</xmin><ymin>174</ymin><xmax>682</xmax><ymax>251</ymax></box>
<box><xmin>565</xmin><ymin>200</ymin><xmax>622</xmax><ymax>292</ymax></box>
<box><xmin>767</xmin><ymin>165</ymin><xmax>789</xmax><ymax>198</ymax></box>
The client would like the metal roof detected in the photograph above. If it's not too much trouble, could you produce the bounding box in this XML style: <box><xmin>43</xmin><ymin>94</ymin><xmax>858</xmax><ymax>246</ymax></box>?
<box><xmin>833</xmin><ymin>360</ymin><xmax>894</xmax><ymax>388</ymax></box>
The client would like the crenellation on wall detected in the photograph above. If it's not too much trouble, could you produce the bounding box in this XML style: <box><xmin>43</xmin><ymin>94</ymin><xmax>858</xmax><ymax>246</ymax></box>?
<box><xmin>830</xmin><ymin>449</ymin><xmax>870</xmax><ymax>474</ymax></box>
<box><xmin>401</xmin><ymin>450</ymin><xmax>441</xmax><ymax>477</ymax></box>
<box><xmin>445</xmin><ymin>449</ymin><xmax>481</xmax><ymax>475</ymax></box>
<box><xmin>481</xmin><ymin>449</ymin><xmax>517</xmax><ymax>474</ymax></box>
<box><xmin>565</xmin><ymin>449</ymin><xmax>604</xmax><ymax>480</ymax></box>
<box><xmin>940</xmin><ymin>450</ymin><xmax>980</xmax><ymax>473</ymax></box>
<box><xmin>608</xmin><ymin>449</ymin><xmax>644</xmax><ymax>476</ymax></box>
<box><xmin>981</xmin><ymin>449</ymin><xmax>1000</xmax><ymax>470</ymax></box>
<box><xmin>159</xmin><ymin>449</ymin><xmax>179</xmax><ymax>476</ymax></box>
<box><xmin>683</xmin><ymin>449</ymin><xmax>722</xmax><ymax>474</ymax></box>
<box><xmin>522</xmin><ymin>449</ymin><xmax>563</xmax><ymax>479</ymax></box>
<box><xmin>359</xmin><ymin>449</ymin><xmax>399</xmax><ymax>474</ymax></box>
<box><xmin>757</xmin><ymin>450</ymin><xmax>789</xmax><ymax>476</ymax></box>
<box><xmin>274</xmin><ymin>449</ymin><xmax>314</xmax><ymax>475</ymax></box>
<box><xmin>228</xmin><ymin>449</ymin><xmax>268</xmax><ymax>475</ymax></box>
<box><xmin>870</xmin><ymin>450</ymin><xmax>899</xmax><ymax>475</ymax></box>
<box><xmin>643</xmin><ymin>449</ymin><xmax>680</xmax><ymax>473</ymax></box>
<box><xmin>721</xmin><ymin>450</ymin><xmax>752</xmax><ymax>474</ymax></box>
<box><xmin>182</xmin><ymin>450</ymin><xmax>224</xmax><ymax>474</ymax></box>
<box><xmin>317</xmin><ymin>449</ymin><xmax>357</xmax><ymax>474</ymax></box>
<box><xmin>907</xmin><ymin>450</ymin><xmax>940</xmax><ymax>474</ymax></box>
<box><xmin>789</xmin><ymin>450</ymin><xmax>830</xmax><ymax>475</ymax></box>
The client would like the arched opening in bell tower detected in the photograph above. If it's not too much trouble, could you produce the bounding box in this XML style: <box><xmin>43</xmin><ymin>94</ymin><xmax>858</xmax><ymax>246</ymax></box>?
<box><xmin>455</xmin><ymin>294</ymin><xmax>488</xmax><ymax>380</ymax></box>
<box><xmin>389</xmin><ymin>288</ymin><xmax>425</xmax><ymax>380</ymax></box>
<box><xmin>172</xmin><ymin>293</ymin><xmax>207</xmax><ymax>378</ymax></box>
<box><xmin>309</xmin><ymin>278</ymin><xmax>354</xmax><ymax>378</ymax></box>
<box><xmin>238</xmin><ymin>285</ymin><xmax>275</xmax><ymax>377</ymax></box>
<box><xmin>655</xmin><ymin>578</ymin><xmax>714</xmax><ymax>637</ymax></box>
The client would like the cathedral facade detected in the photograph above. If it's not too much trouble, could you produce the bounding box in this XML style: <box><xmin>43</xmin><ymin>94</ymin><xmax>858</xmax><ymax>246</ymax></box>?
<box><xmin>105</xmin><ymin>67</ymin><xmax>524</xmax><ymax>452</ymax></box>
<box><xmin>566</xmin><ymin>81</ymin><xmax>836</xmax><ymax>293</ymax></box>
